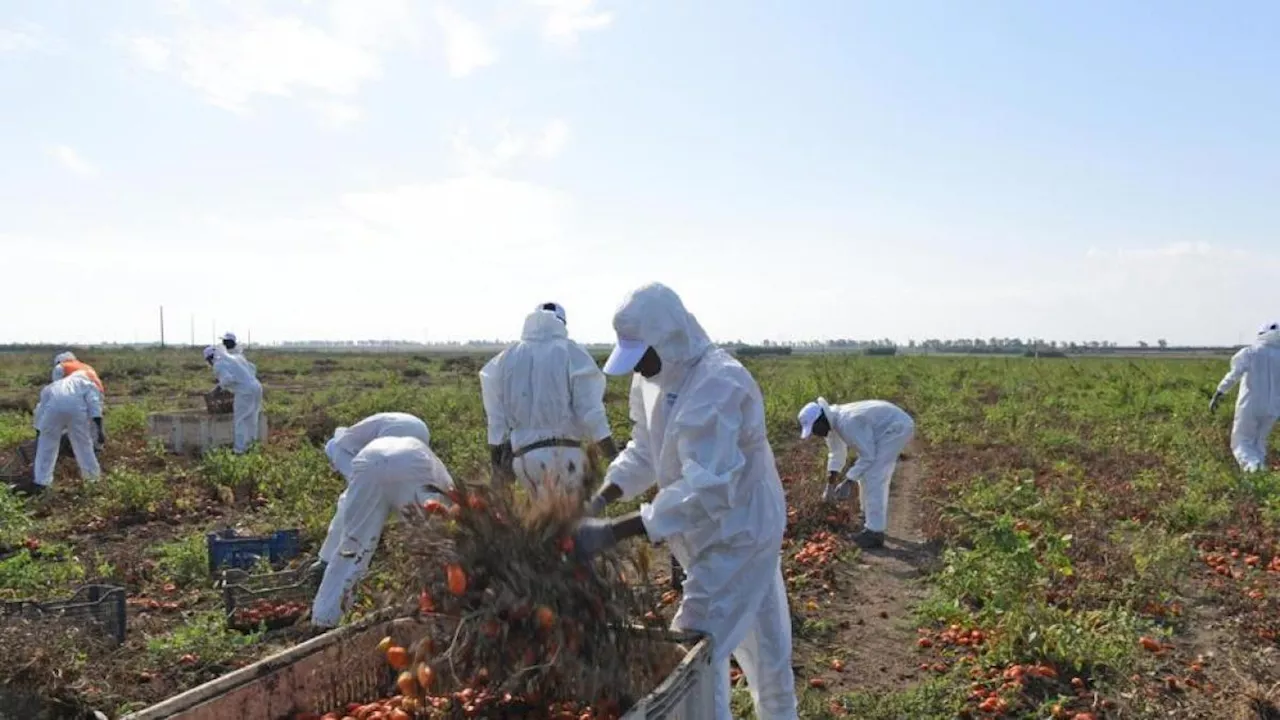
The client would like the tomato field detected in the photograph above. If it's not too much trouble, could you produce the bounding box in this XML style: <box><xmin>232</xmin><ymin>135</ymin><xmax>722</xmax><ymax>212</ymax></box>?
<box><xmin>1</xmin><ymin>349</ymin><xmax>1277</xmax><ymax>719</ymax></box>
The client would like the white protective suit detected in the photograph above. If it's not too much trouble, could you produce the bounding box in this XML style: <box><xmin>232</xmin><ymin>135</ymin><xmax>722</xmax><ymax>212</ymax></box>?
<box><xmin>1217</xmin><ymin>328</ymin><xmax>1280</xmax><ymax>472</ymax></box>
<box><xmin>601</xmin><ymin>283</ymin><xmax>797</xmax><ymax>720</ymax></box>
<box><xmin>312</xmin><ymin>436</ymin><xmax>454</xmax><ymax>628</ymax></box>
<box><xmin>319</xmin><ymin>412</ymin><xmax>432</xmax><ymax>564</ymax></box>
<box><xmin>32</xmin><ymin>373</ymin><xmax>104</xmax><ymax>487</ymax></box>
<box><xmin>815</xmin><ymin>398</ymin><xmax>915</xmax><ymax>533</ymax></box>
<box><xmin>479</xmin><ymin>309</ymin><xmax>611</xmax><ymax>495</ymax></box>
<box><xmin>211</xmin><ymin>348</ymin><xmax>263</xmax><ymax>454</ymax></box>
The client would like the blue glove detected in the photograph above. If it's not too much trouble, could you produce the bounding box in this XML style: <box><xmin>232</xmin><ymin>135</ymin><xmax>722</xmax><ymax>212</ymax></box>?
<box><xmin>573</xmin><ymin>518</ymin><xmax>619</xmax><ymax>557</ymax></box>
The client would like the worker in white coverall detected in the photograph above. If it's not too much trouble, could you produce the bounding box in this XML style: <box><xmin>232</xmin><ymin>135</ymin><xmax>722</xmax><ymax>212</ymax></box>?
<box><xmin>797</xmin><ymin>397</ymin><xmax>916</xmax><ymax>549</ymax></box>
<box><xmin>479</xmin><ymin>303</ymin><xmax>618</xmax><ymax>496</ymax></box>
<box><xmin>26</xmin><ymin>372</ymin><xmax>105</xmax><ymax>495</ymax></box>
<box><xmin>221</xmin><ymin>331</ymin><xmax>245</xmax><ymax>356</ymax></box>
<box><xmin>309</xmin><ymin>412</ymin><xmax>433</xmax><ymax>581</ymax></box>
<box><xmin>311</xmin><ymin>436</ymin><xmax>454</xmax><ymax>628</ymax></box>
<box><xmin>574</xmin><ymin>283</ymin><xmax>798</xmax><ymax>720</ymax></box>
<box><xmin>204</xmin><ymin>345</ymin><xmax>263</xmax><ymax>454</ymax></box>
<box><xmin>1211</xmin><ymin>322</ymin><xmax>1280</xmax><ymax>473</ymax></box>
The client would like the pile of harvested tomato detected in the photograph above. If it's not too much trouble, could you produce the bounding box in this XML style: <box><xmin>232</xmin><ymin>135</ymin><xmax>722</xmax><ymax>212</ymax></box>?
<box><xmin>230</xmin><ymin>598</ymin><xmax>308</xmax><ymax>628</ymax></box>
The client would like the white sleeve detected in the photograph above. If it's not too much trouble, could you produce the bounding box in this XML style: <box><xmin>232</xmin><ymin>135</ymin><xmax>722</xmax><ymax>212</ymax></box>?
<box><xmin>33</xmin><ymin>387</ymin><xmax>50</xmax><ymax>429</ymax></box>
<box><xmin>639</xmin><ymin>377</ymin><xmax>746</xmax><ymax>543</ymax></box>
<box><xmin>85</xmin><ymin>385</ymin><xmax>104</xmax><ymax>419</ymax></box>
<box><xmin>569</xmin><ymin>345</ymin><xmax>611</xmax><ymax>443</ymax></box>
<box><xmin>1217</xmin><ymin>348</ymin><xmax>1251</xmax><ymax>396</ymax></box>
<box><xmin>825</xmin><ymin>433</ymin><xmax>848</xmax><ymax>474</ymax></box>
<box><xmin>604</xmin><ymin>379</ymin><xmax>656</xmax><ymax>499</ymax></box>
<box><xmin>478</xmin><ymin>353</ymin><xmax>508</xmax><ymax>446</ymax></box>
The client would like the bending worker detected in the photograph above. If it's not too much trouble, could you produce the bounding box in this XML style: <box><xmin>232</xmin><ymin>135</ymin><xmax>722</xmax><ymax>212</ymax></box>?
<box><xmin>479</xmin><ymin>302</ymin><xmax>617</xmax><ymax>496</ymax></box>
<box><xmin>1211</xmin><ymin>322</ymin><xmax>1280</xmax><ymax>473</ymax></box>
<box><xmin>51</xmin><ymin>352</ymin><xmax>105</xmax><ymax>452</ymax></box>
<box><xmin>311</xmin><ymin>435</ymin><xmax>454</xmax><ymax>628</ymax></box>
<box><xmin>797</xmin><ymin>396</ymin><xmax>915</xmax><ymax>550</ymax></box>
<box><xmin>312</xmin><ymin>412</ymin><xmax>433</xmax><ymax>580</ymax></box>
<box><xmin>26</xmin><ymin>370</ymin><xmax>105</xmax><ymax>495</ymax></box>
<box><xmin>52</xmin><ymin>352</ymin><xmax>104</xmax><ymax>392</ymax></box>
<box><xmin>574</xmin><ymin>282</ymin><xmax>798</xmax><ymax>720</ymax></box>
<box><xmin>204</xmin><ymin>345</ymin><xmax>264</xmax><ymax>454</ymax></box>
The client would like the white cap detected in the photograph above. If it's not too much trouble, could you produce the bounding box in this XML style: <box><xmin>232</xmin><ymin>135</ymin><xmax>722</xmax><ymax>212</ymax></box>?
<box><xmin>203</xmin><ymin>346</ymin><xmax>217</xmax><ymax>361</ymax></box>
<box><xmin>1260</xmin><ymin>322</ymin><xmax>1279</xmax><ymax>335</ymax></box>
<box><xmin>798</xmin><ymin>401</ymin><xmax>823</xmax><ymax>439</ymax></box>
<box><xmin>537</xmin><ymin>302</ymin><xmax>566</xmax><ymax>325</ymax></box>
<box><xmin>222</xmin><ymin>332</ymin><xmax>237</xmax><ymax>343</ymax></box>
<box><xmin>603</xmin><ymin>335</ymin><xmax>648</xmax><ymax>376</ymax></box>
<box><xmin>53</xmin><ymin>351</ymin><xmax>76</xmax><ymax>365</ymax></box>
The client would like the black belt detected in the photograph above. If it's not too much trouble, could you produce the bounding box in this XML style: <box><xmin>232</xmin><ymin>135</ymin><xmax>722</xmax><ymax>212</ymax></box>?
<box><xmin>512</xmin><ymin>438</ymin><xmax>583</xmax><ymax>459</ymax></box>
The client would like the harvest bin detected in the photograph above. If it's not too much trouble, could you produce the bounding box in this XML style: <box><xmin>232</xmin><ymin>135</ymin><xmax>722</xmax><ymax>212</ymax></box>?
<box><xmin>207</xmin><ymin>529</ymin><xmax>301</xmax><ymax>575</ymax></box>
<box><xmin>221</xmin><ymin>566</ymin><xmax>319</xmax><ymax>632</ymax></box>
<box><xmin>0</xmin><ymin>584</ymin><xmax>127</xmax><ymax>645</ymax></box>
<box><xmin>147</xmin><ymin>409</ymin><xmax>269</xmax><ymax>455</ymax></box>
<box><xmin>119</xmin><ymin>613</ymin><xmax>716</xmax><ymax>720</ymax></box>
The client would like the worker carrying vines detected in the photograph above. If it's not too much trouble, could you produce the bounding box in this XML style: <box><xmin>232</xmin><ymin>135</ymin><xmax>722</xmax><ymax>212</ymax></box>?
<box><xmin>797</xmin><ymin>397</ymin><xmax>915</xmax><ymax>550</ymax></box>
<box><xmin>1211</xmin><ymin>321</ymin><xmax>1280</xmax><ymax>473</ymax></box>
<box><xmin>575</xmin><ymin>282</ymin><xmax>799</xmax><ymax>720</ymax></box>
<box><xmin>23</xmin><ymin>371</ymin><xmax>105</xmax><ymax>495</ymax></box>
<box><xmin>479</xmin><ymin>302</ymin><xmax>618</xmax><ymax>496</ymax></box>
<box><xmin>203</xmin><ymin>345</ymin><xmax>263</xmax><ymax>454</ymax></box>
<box><xmin>311</xmin><ymin>435</ymin><xmax>454</xmax><ymax>628</ymax></box>
<box><xmin>310</xmin><ymin>412</ymin><xmax>434</xmax><ymax>582</ymax></box>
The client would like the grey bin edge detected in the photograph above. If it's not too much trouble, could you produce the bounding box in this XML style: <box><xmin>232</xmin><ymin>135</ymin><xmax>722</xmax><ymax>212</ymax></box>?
<box><xmin>119</xmin><ymin>609</ymin><xmax>716</xmax><ymax>720</ymax></box>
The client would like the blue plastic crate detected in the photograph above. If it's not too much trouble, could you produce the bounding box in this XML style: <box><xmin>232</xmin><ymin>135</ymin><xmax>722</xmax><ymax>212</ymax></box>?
<box><xmin>206</xmin><ymin>529</ymin><xmax>301</xmax><ymax>575</ymax></box>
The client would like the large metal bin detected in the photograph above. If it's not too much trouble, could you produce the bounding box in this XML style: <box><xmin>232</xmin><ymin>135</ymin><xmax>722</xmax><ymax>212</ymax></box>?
<box><xmin>146</xmin><ymin>410</ymin><xmax>268</xmax><ymax>454</ymax></box>
<box><xmin>119</xmin><ymin>613</ymin><xmax>715</xmax><ymax>720</ymax></box>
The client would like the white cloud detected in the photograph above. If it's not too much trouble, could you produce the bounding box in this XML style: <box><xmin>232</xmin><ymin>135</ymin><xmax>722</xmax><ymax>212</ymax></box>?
<box><xmin>49</xmin><ymin>145</ymin><xmax>98</xmax><ymax>177</ymax></box>
<box><xmin>314</xmin><ymin>101</ymin><xmax>364</xmax><ymax>128</ymax></box>
<box><xmin>451</xmin><ymin>119</ymin><xmax>572</xmax><ymax>174</ymax></box>
<box><xmin>434</xmin><ymin>5</ymin><xmax>498</xmax><ymax>78</ymax></box>
<box><xmin>341</xmin><ymin>176</ymin><xmax>572</xmax><ymax>257</ymax></box>
<box><xmin>121</xmin><ymin>1</ymin><xmax>417</xmax><ymax>115</ymax></box>
<box><xmin>0</xmin><ymin>23</ymin><xmax>60</xmax><ymax>54</ymax></box>
<box><xmin>529</xmin><ymin>0</ymin><xmax>613</xmax><ymax>45</ymax></box>
<box><xmin>535</xmin><ymin>118</ymin><xmax>570</xmax><ymax>158</ymax></box>
<box><xmin>122</xmin><ymin>36</ymin><xmax>171</xmax><ymax>70</ymax></box>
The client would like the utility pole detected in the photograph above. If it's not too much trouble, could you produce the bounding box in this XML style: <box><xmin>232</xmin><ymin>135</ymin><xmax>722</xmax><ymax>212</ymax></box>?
<box><xmin>190</xmin><ymin>315</ymin><xmax>195</xmax><ymax>347</ymax></box>
<box><xmin>159</xmin><ymin>306</ymin><xmax>166</xmax><ymax>348</ymax></box>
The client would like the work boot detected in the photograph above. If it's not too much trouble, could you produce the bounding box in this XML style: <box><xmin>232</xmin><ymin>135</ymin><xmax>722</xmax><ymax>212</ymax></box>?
<box><xmin>853</xmin><ymin>529</ymin><xmax>885</xmax><ymax>549</ymax></box>
<box><xmin>12</xmin><ymin>481</ymin><xmax>48</xmax><ymax>498</ymax></box>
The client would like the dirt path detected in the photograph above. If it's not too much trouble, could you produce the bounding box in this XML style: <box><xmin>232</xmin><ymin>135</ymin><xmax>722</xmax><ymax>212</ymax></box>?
<box><xmin>797</xmin><ymin>453</ymin><xmax>938</xmax><ymax>694</ymax></box>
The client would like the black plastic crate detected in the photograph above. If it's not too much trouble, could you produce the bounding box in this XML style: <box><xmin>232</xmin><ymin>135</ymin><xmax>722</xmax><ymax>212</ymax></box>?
<box><xmin>206</xmin><ymin>529</ymin><xmax>301</xmax><ymax>575</ymax></box>
<box><xmin>222</xmin><ymin>566</ymin><xmax>319</xmax><ymax>632</ymax></box>
<box><xmin>0</xmin><ymin>584</ymin><xmax>126</xmax><ymax>645</ymax></box>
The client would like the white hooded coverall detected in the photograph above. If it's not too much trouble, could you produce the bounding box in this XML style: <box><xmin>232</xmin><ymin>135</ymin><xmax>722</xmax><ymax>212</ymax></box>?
<box><xmin>212</xmin><ymin>348</ymin><xmax>263</xmax><ymax>454</ymax></box>
<box><xmin>602</xmin><ymin>283</ymin><xmax>798</xmax><ymax>720</ymax></box>
<box><xmin>1217</xmin><ymin>329</ymin><xmax>1280</xmax><ymax>472</ymax></box>
<box><xmin>820</xmin><ymin>398</ymin><xmax>915</xmax><ymax>533</ymax></box>
<box><xmin>479</xmin><ymin>309</ymin><xmax>611</xmax><ymax>495</ymax></box>
<box><xmin>32</xmin><ymin>373</ymin><xmax>104</xmax><ymax>487</ymax></box>
<box><xmin>319</xmin><ymin>412</ymin><xmax>432</xmax><ymax>565</ymax></box>
<box><xmin>312</xmin><ymin>436</ymin><xmax>454</xmax><ymax>628</ymax></box>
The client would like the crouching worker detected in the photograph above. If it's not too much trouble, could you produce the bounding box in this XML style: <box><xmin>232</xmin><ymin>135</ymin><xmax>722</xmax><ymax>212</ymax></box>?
<box><xmin>311</xmin><ymin>436</ymin><xmax>454</xmax><ymax>628</ymax></box>
<box><xmin>311</xmin><ymin>412</ymin><xmax>433</xmax><ymax>580</ymax></box>
<box><xmin>23</xmin><ymin>371</ymin><xmax>105</xmax><ymax>495</ymax></box>
<box><xmin>797</xmin><ymin>397</ymin><xmax>915</xmax><ymax>549</ymax></box>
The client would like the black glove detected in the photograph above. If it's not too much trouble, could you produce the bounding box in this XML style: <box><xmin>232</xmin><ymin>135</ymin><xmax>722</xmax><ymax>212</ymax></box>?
<box><xmin>308</xmin><ymin>560</ymin><xmax>328</xmax><ymax>581</ymax></box>
<box><xmin>1209</xmin><ymin>392</ymin><xmax>1223</xmax><ymax>413</ymax></box>
<box><xmin>573</xmin><ymin>518</ymin><xmax>619</xmax><ymax>557</ymax></box>
<box><xmin>597</xmin><ymin>436</ymin><xmax>620</xmax><ymax>463</ymax></box>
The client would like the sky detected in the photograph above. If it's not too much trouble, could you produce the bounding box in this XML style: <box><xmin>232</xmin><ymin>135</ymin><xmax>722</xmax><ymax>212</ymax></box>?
<box><xmin>2</xmin><ymin>0</ymin><xmax>1278</xmax><ymax>347</ymax></box>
